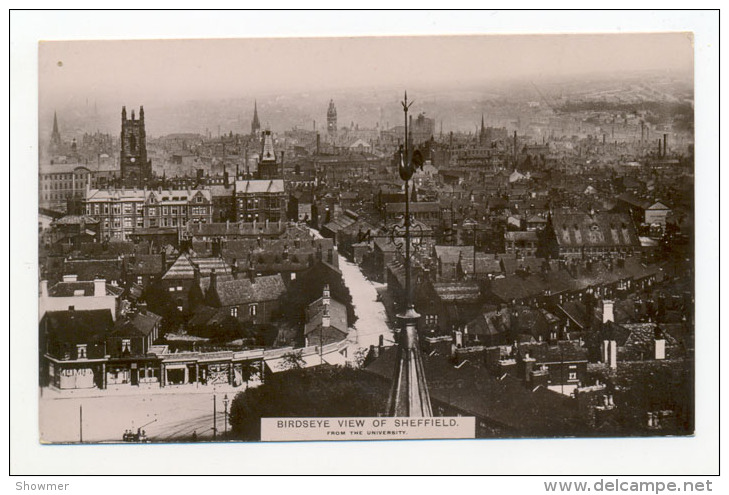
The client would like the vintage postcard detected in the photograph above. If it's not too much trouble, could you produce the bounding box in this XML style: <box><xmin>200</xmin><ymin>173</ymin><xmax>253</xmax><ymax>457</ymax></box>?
<box><xmin>36</xmin><ymin>32</ymin><xmax>696</xmax><ymax>449</ymax></box>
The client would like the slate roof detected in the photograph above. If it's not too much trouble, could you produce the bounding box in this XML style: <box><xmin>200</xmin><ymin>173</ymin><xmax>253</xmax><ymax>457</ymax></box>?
<box><xmin>63</xmin><ymin>258</ymin><xmax>123</xmax><ymax>282</ymax></box>
<box><xmin>465</xmin><ymin>309</ymin><xmax>511</xmax><ymax>337</ymax></box>
<box><xmin>435</xmin><ymin>245</ymin><xmax>473</xmax><ymax>265</ymax></box>
<box><xmin>622</xmin><ymin>323</ymin><xmax>678</xmax><ymax>349</ymax></box>
<box><xmin>126</xmin><ymin>254</ymin><xmax>164</xmax><ymax>275</ymax></box>
<box><xmin>322</xmin><ymin>214</ymin><xmax>357</xmax><ymax>234</ymax></box>
<box><xmin>54</xmin><ymin>215</ymin><xmax>99</xmax><ymax>225</ymax></box>
<box><xmin>42</xmin><ymin>309</ymin><xmax>114</xmax><ymax>344</ymax></box>
<box><xmin>47</xmin><ymin>280</ymin><xmax>124</xmax><ymax>297</ymax></box>
<box><xmin>432</xmin><ymin>282</ymin><xmax>481</xmax><ymax>303</ymax></box>
<box><xmin>551</xmin><ymin>211</ymin><xmax>639</xmax><ymax>248</ymax></box>
<box><xmin>162</xmin><ymin>255</ymin><xmax>231</xmax><ymax>280</ymax></box>
<box><xmin>209</xmin><ymin>274</ymin><xmax>286</xmax><ymax>307</ymax></box>
<box><xmin>365</xmin><ymin>347</ymin><xmax>586</xmax><ymax>435</ymax></box>
<box><xmin>385</xmin><ymin>202</ymin><xmax>440</xmax><ymax>214</ymax></box>
<box><xmin>111</xmin><ymin>310</ymin><xmax>161</xmax><ymax>337</ymax></box>
<box><xmin>459</xmin><ymin>254</ymin><xmax>503</xmax><ymax>275</ymax></box>
<box><xmin>185</xmin><ymin>221</ymin><xmax>286</xmax><ymax>237</ymax></box>
<box><xmin>517</xmin><ymin>341</ymin><xmax>588</xmax><ymax>364</ymax></box>
<box><xmin>505</xmin><ymin>231</ymin><xmax>539</xmax><ymax>242</ymax></box>
<box><xmin>234</xmin><ymin>179</ymin><xmax>285</xmax><ymax>194</ymax></box>
<box><xmin>304</xmin><ymin>297</ymin><xmax>348</xmax><ymax>336</ymax></box>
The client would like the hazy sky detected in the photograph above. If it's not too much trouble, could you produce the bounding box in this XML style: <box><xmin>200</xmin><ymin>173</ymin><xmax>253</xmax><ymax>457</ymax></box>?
<box><xmin>39</xmin><ymin>33</ymin><xmax>694</xmax><ymax>109</ymax></box>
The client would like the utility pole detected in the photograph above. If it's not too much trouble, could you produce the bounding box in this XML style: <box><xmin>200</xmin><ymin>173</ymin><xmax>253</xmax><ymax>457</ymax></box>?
<box><xmin>212</xmin><ymin>394</ymin><xmax>217</xmax><ymax>440</ymax></box>
<box><xmin>79</xmin><ymin>405</ymin><xmax>83</xmax><ymax>443</ymax></box>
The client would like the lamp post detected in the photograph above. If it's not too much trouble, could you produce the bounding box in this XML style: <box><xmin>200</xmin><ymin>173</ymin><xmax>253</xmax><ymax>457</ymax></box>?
<box><xmin>222</xmin><ymin>394</ymin><xmax>229</xmax><ymax>435</ymax></box>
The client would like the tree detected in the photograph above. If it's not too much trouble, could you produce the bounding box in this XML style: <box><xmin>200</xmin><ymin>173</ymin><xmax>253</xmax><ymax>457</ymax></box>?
<box><xmin>228</xmin><ymin>366</ymin><xmax>389</xmax><ymax>441</ymax></box>
<box><xmin>280</xmin><ymin>350</ymin><xmax>306</xmax><ymax>371</ymax></box>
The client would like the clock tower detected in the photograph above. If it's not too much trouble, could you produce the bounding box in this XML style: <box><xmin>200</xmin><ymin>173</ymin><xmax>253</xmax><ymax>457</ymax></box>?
<box><xmin>120</xmin><ymin>106</ymin><xmax>152</xmax><ymax>187</ymax></box>
<box><xmin>326</xmin><ymin>99</ymin><xmax>337</xmax><ymax>139</ymax></box>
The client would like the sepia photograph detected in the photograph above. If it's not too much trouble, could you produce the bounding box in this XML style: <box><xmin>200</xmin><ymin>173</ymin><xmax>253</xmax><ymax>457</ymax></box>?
<box><xmin>36</xmin><ymin>31</ymin><xmax>697</xmax><ymax>443</ymax></box>
<box><xmin>10</xmin><ymin>9</ymin><xmax>719</xmax><ymax>478</ymax></box>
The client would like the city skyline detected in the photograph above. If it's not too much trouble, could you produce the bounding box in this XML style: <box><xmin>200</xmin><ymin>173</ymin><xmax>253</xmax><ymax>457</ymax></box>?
<box><xmin>39</xmin><ymin>34</ymin><xmax>694</xmax><ymax>135</ymax></box>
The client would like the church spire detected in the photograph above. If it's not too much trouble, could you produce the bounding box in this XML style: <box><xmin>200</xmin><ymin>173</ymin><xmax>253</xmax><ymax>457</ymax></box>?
<box><xmin>479</xmin><ymin>114</ymin><xmax>486</xmax><ymax>144</ymax></box>
<box><xmin>251</xmin><ymin>100</ymin><xmax>261</xmax><ymax>135</ymax></box>
<box><xmin>50</xmin><ymin>111</ymin><xmax>62</xmax><ymax>150</ymax></box>
<box><xmin>48</xmin><ymin>111</ymin><xmax>61</xmax><ymax>154</ymax></box>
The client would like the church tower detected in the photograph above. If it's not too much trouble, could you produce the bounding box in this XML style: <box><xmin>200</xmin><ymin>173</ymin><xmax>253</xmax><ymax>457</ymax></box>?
<box><xmin>251</xmin><ymin>100</ymin><xmax>261</xmax><ymax>136</ymax></box>
<box><xmin>258</xmin><ymin>129</ymin><xmax>280</xmax><ymax>180</ymax></box>
<box><xmin>120</xmin><ymin>106</ymin><xmax>152</xmax><ymax>187</ymax></box>
<box><xmin>327</xmin><ymin>100</ymin><xmax>337</xmax><ymax>138</ymax></box>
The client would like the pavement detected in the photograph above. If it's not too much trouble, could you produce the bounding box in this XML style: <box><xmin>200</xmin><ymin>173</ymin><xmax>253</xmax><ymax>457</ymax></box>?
<box><xmin>41</xmin><ymin>381</ymin><xmax>250</xmax><ymax>400</ymax></box>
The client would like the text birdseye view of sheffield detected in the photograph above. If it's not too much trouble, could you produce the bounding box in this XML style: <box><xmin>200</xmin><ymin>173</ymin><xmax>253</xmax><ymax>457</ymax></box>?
<box><xmin>36</xmin><ymin>33</ymin><xmax>695</xmax><ymax>444</ymax></box>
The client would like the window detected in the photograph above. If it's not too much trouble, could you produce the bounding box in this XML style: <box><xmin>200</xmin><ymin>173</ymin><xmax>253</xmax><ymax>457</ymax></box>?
<box><xmin>162</xmin><ymin>218</ymin><xmax>168</xmax><ymax>227</ymax></box>
<box><xmin>94</xmin><ymin>205</ymin><xmax>100</xmax><ymax>215</ymax></box>
<box><xmin>568</xmin><ymin>372</ymin><xmax>578</xmax><ymax>381</ymax></box>
<box><xmin>169</xmin><ymin>287</ymin><xmax>176</xmax><ymax>292</ymax></box>
<box><xmin>136</xmin><ymin>276</ymin><xmax>143</xmax><ymax>285</ymax></box>
<box><xmin>171</xmin><ymin>206</ymin><xmax>178</xmax><ymax>215</ymax></box>
<box><xmin>137</xmin><ymin>218</ymin><xmax>144</xmax><ymax>228</ymax></box>
<box><xmin>136</xmin><ymin>204</ymin><xmax>143</xmax><ymax>215</ymax></box>
<box><xmin>103</xmin><ymin>204</ymin><xmax>109</xmax><ymax>214</ymax></box>
<box><xmin>77</xmin><ymin>344</ymin><xmax>87</xmax><ymax>359</ymax></box>
<box><xmin>249</xmin><ymin>304</ymin><xmax>258</xmax><ymax>316</ymax></box>
<box><xmin>113</xmin><ymin>204</ymin><xmax>121</xmax><ymax>215</ymax></box>
<box><xmin>113</xmin><ymin>218</ymin><xmax>121</xmax><ymax>229</ymax></box>
<box><xmin>124</xmin><ymin>217</ymin><xmax>132</xmax><ymax>228</ymax></box>
<box><xmin>121</xmin><ymin>339</ymin><xmax>131</xmax><ymax>354</ymax></box>
<box><xmin>124</xmin><ymin>203</ymin><xmax>133</xmax><ymax>214</ymax></box>
<box><xmin>162</xmin><ymin>206</ymin><xmax>169</xmax><ymax>215</ymax></box>
<box><xmin>230</xmin><ymin>307</ymin><xmax>238</xmax><ymax>317</ymax></box>
<box><xmin>148</xmin><ymin>207</ymin><xmax>157</xmax><ymax>216</ymax></box>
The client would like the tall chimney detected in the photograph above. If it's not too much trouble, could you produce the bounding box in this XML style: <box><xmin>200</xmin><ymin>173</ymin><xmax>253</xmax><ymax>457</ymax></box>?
<box><xmin>322</xmin><ymin>284</ymin><xmax>330</xmax><ymax>306</ymax></box>
<box><xmin>654</xmin><ymin>325</ymin><xmax>666</xmax><ymax>360</ymax></box>
<box><xmin>209</xmin><ymin>268</ymin><xmax>217</xmax><ymax>291</ymax></box>
<box><xmin>663</xmin><ymin>133</ymin><xmax>667</xmax><ymax>157</ymax></box>
<box><xmin>602</xmin><ymin>299</ymin><xmax>614</xmax><ymax>324</ymax></box>
<box><xmin>93</xmin><ymin>277</ymin><xmax>106</xmax><ymax>297</ymax></box>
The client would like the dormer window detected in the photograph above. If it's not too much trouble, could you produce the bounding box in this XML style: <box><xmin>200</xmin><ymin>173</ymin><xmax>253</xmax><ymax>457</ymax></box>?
<box><xmin>77</xmin><ymin>344</ymin><xmax>87</xmax><ymax>359</ymax></box>
<box><xmin>121</xmin><ymin>339</ymin><xmax>131</xmax><ymax>355</ymax></box>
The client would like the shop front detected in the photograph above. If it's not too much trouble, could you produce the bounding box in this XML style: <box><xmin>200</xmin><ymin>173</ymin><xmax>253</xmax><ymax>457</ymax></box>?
<box><xmin>47</xmin><ymin>358</ymin><xmax>106</xmax><ymax>390</ymax></box>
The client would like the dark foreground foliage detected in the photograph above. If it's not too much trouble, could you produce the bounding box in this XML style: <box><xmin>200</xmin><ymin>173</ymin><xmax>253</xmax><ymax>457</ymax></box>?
<box><xmin>228</xmin><ymin>365</ymin><xmax>388</xmax><ymax>441</ymax></box>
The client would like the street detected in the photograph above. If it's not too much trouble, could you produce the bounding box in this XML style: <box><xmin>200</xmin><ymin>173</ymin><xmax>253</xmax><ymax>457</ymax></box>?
<box><xmin>337</xmin><ymin>254</ymin><xmax>394</xmax><ymax>354</ymax></box>
<box><xmin>40</xmin><ymin>389</ymin><xmax>235</xmax><ymax>443</ymax></box>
